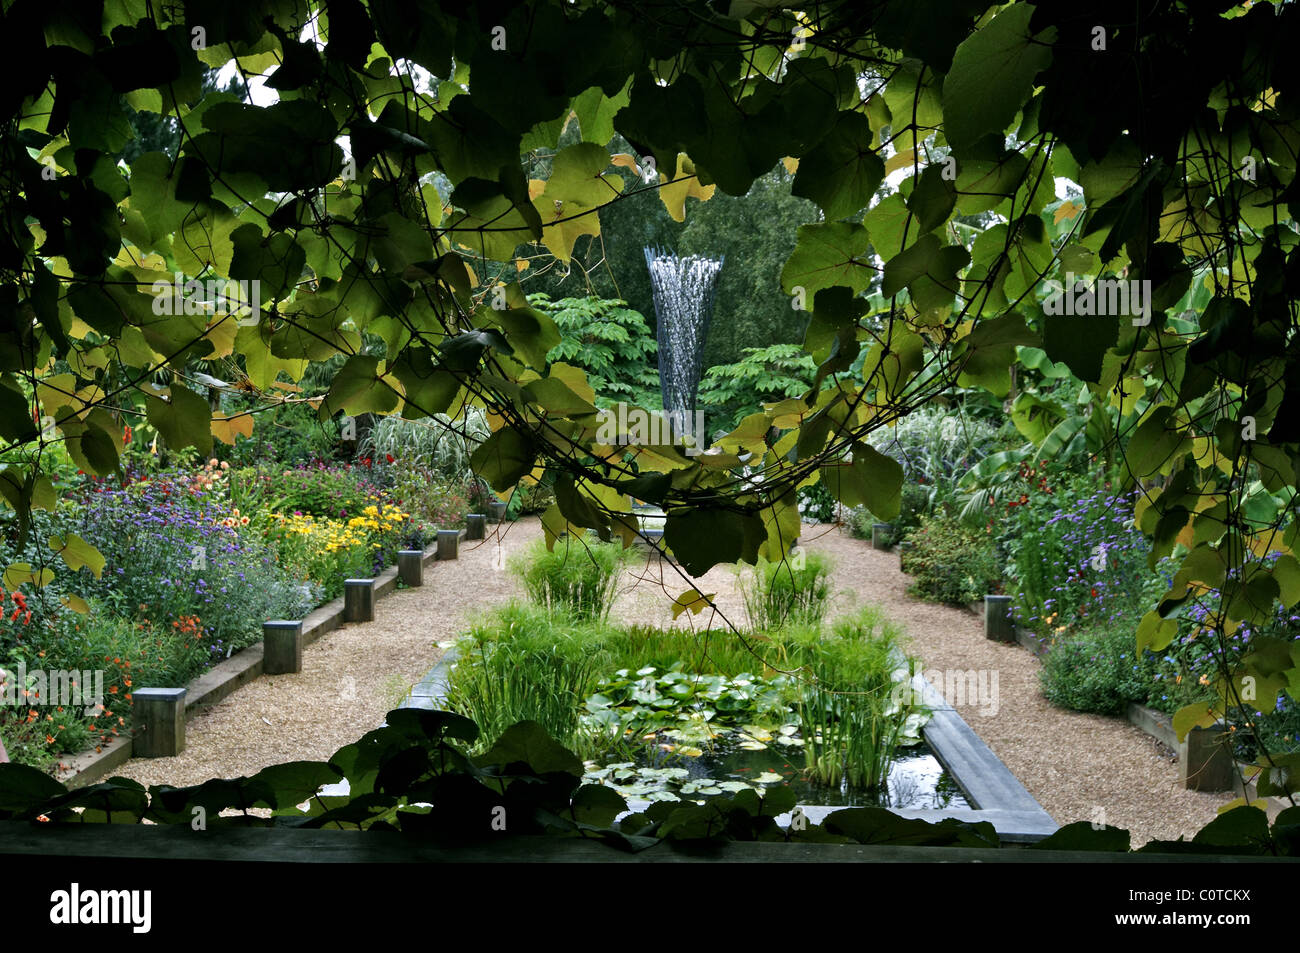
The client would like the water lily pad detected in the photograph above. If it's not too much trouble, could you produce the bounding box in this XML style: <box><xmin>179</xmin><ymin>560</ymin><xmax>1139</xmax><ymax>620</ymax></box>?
<box><xmin>754</xmin><ymin>771</ymin><xmax>782</xmax><ymax>783</ymax></box>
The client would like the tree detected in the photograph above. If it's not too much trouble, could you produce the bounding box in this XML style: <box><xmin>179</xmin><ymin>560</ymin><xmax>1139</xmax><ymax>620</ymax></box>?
<box><xmin>1</xmin><ymin>0</ymin><xmax>1299</xmax><ymax>804</ymax></box>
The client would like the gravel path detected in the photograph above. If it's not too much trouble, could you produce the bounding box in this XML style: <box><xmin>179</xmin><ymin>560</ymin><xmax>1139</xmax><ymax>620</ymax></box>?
<box><xmin>798</xmin><ymin>522</ymin><xmax>1227</xmax><ymax>847</ymax></box>
<box><xmin>111</xmin><ymin>516</ymin><xmax>1227</xmax><ymax>846</ymax></box>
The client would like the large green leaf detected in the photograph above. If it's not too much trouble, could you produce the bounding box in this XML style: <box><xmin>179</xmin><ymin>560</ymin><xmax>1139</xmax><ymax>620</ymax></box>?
<box><xmin>942</xmin><ymin>4</ymin><xmax>1056</xmax><ymax>152</ymax></box>
<box><xmin>820</xmin><ymin>443</ymin><xmax>903</xmax><ymax>519</ymax></box>
<box><xmin>791</xmin><ymin>111</ymin><xmax>884</xmax><ymax>219</ymax></box>
<box><xmin>470</xmin><ymin>427</ymin><xmax>537</xmax><ymax>492</ymax></box>
<box><xmin>780</xmin><ymin>222</ymin><xmax>874</xmax><ymax>296</ymax></box>
<box><xmin>663</xmin><ymin>507</ymin><xmax>766</xmax><ymax>578</ymax></box>
<box><xmin>477</xmin><ymin>720</ymin><xmax>584</xmax><ymax>777</ymax></box>
<box><xmin>318</xmin><ymin>355</ymin><xmax>400</xmax><ymax>418</ymax></box>
<box><xmin>146</xmin><ymin>383</ymin><xmax>212</xmax><ymax>457</ymax></box>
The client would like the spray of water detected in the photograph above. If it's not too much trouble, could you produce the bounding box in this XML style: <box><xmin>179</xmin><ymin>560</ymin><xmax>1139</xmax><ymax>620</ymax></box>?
<box><xmin>643</xmin><ymin>246</ymin><xmax>724</xmax><ymax>418</ymax></box>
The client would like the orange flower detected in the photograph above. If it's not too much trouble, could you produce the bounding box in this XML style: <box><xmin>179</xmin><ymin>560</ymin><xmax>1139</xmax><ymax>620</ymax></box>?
<box><xmin>45</xmin><ymin>735</ymin><xmax>54</xmax><ymax>744</ymax></box>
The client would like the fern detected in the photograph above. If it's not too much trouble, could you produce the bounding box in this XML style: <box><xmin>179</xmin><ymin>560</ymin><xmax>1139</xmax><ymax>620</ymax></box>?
<box><xmin>697</xmin><ymin>344</ymin><xmax>816</xmax><ymax>424</ymax></box>
<box><xmin>529</xmin><ymin>294</ymin><xmax>660</xmax><ymax>407</ymax></box>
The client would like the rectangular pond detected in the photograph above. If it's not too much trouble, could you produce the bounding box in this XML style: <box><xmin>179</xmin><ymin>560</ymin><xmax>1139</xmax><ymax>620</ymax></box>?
<box><xmin>405</xmin><ymin>652</ymin><xmax>1056</xmax><ymax>843</ymax></box>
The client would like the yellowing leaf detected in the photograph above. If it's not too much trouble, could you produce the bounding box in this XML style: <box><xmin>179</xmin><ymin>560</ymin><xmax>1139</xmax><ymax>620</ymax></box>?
<box><xmin>204</xmin><ymin>314</ymin><xmax>239</xmax><ymax>359</ymax></box>
<box><xmin>211</xmin><ymin>413</ymin><xmax>255</xmax><ymax>445</ymax></box>
<box><xmin>884</xmin><ymin>149</ymin><xmax>917</xmax><ymax>175</ymax></box>
<box><xmin>49</xmin><ymin>532</ymin><xmax>106</xmax><ymax>579</ymax></box>
<box><xmin>782</xmin><ymin>156</ymin><xmax>799</xmax><ymax>174</ymax></box>
<box><xmin>548</xmin><ymin>363</ymin><xmax>597</xmax><ymax>407</ymax></box>
<box><xmin>1173</xmin><ymin>702</ymin><xmax>1219</xmax><ymax>743</ymax></box>
<box><xmin>532</xmin><ymin>142</ymin><xmax>623</xmax><ymax>262</ymax></box>
<box><xmin>61</xmin><ymin>593</ymin><xmax>91</xmax><ymax>614</ymax></box>
<box><xmin>610</xmin><ymin>153</ymin><xmax>642</xmax><ymax>177</ymax></box>
<box><xmin>658</xmin><ymin>154</ymin><xmax>715</xmax><ymax>222</ymax></box>
<box><xmin>3</xmin><ymin>562</ymin><xmax>55</xmax><ymax>589</ymax></box>
<box><xmin>1053</xmin><ymin>199</ymin><xmax>1084</xmax><ymax>224</ymax></box>
<box><xmin>671</xmin><ymin>589</ymin><xmax>716</xmax><ymax>619</ymax></box>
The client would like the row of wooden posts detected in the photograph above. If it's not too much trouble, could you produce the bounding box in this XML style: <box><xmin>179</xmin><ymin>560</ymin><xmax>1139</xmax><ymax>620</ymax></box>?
<box><xmin>130</xmin><ymin>504</ymin><xmax>506</xmax><ymax>761</ymax></box>
<box><xmin>873</xmin><ymin>522</ymin><xmax>1240</xmax><ymax>795</ymax></box>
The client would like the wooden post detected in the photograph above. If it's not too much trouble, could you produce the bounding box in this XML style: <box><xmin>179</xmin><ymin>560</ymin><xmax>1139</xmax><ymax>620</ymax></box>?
<box><xmin>437</xmin><ymin>529</ymin><xmax>459</xmax><ymax>560</ymax></box>
<box><xmin>984</xmin><ymin>595</ymin><xmax>1015</xmax><ymax>642</ymax></box>
<box><xmin>344</xmin><ymin>579</ymin><xmax>376</xmax><ymax>623</ymax></box>
<box><xmin>898</xmin><ymin>540</ymin><xmax>914</xmax><ymax>570</ymax></box>
<box><xmin>398</xmin><ymin>550</ymin><xmax>424</xmax><ymax>586</ymax></box>
<box><xmin>466</xmin><ymin>513</ymin><xmax>486</xmax><ymax>540</ymax></box>
<box><xmin>871</xmin><ymin>523</ymin><xmax>893</xmax><ymax>550</ymax></box>
<box><xmin>1180</xmin><ymin>724</ymin><xmax>1236</xmax><ymax>791</ymax></box>
<box><xmin>263</xmin><ymin>621</ymin><xmax>303</xmax><ymax>675</ymax></box>
<box><xmin>132</xmin><ymin>687</ymin><xmax>186</xmax><ymax>757</ymax></box>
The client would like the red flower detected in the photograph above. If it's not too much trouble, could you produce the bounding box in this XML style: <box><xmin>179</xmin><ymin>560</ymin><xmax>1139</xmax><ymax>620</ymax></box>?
<box><xmin>1090</xmin><ymin>587</ymin><xmax>1099</xmax><ymax>598</ymax></box>
<box><xmin>386</xmin><ymin>454</ymin><xmax>395</xmax><ymax>463</ymax></box>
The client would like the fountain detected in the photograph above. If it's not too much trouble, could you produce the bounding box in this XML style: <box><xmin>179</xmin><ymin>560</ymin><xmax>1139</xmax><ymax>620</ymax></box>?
<box><xmin>638</xmin><ymin>247</ymin><xmax>724</xmax><ymax>548</ymax></box>
<box><xmin>643</xmin><ymin>246</ymin><xmax>724</xmax><ymax>420</ymax></box>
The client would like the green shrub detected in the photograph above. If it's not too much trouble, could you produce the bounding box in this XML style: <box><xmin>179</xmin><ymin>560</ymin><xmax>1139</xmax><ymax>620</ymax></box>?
<box><xmin>230</xmin><ymin>462</ymin><xmax>378</xmax><ymax>519</ymax></box>
<box><xmin>226</xmin><ymin>400</ymin><xmax>340</xmax><ymax>467</ymax></box>
<box><xmin>868</xmin><ymin>405</ymin><xmax>1002</xmax><ymax>487</ymax></box>
<box><xmin>796</xmin><ymin>480</ymin><xmax>838</xmax><ymax>523</ymax></box>
<box><xmin>444</xmin><ymin>603</ymin><xmax>612</xmax><ymax>756</ymax></box>
<box><xmin>1039</xmin><ymin>624</ymin><xmax>1159</xmax><ymax>715</ymax></box>
<box><xmin>740</xmin><ymin>550</ymin><xmax>833</xmax><ymax>631</ymax></box>
<box><xmin>510</xmin><ymin>535</ymin><xmax>629</xmax><ymax>622</ymax></box>
<box><xmin>905</xmin><ymin>514</ymin><xmax>1001</xmax><ymax>605</ymax></box>
<box><xmin>848</xmin><ymin>506</ymin><xmax>874</xmax><ymax>540</ymax></box>
<box><xmin>698</xmin><ymin>343</ymin><xmax>816</xmax><ymax>426</ymax></box>
<box><xmin>389</xmin><ymin>469</ymin><xmax>472</xmax><ymax>530</ymax></box>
